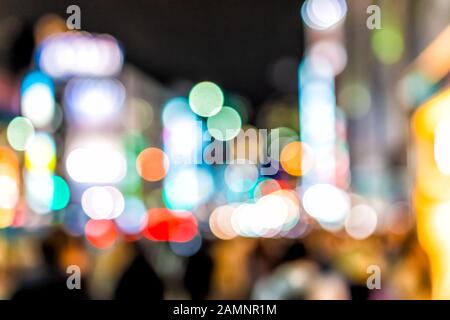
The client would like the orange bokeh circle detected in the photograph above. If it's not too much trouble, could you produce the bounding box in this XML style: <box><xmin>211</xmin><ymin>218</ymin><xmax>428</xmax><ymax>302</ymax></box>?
<box><xmin>136</xmin><ymin>147</ymin><xmax>169</xmax><ymax>182</ymax></box>
<box><xmin>85</xmin><ymin>219</ymin><xmax>117</xmax><ymax>249</ymax></box>
<box><xmin>280</xmin><ymin>141</ymin><xmax>311</xmax><ymax>177</ymax></box>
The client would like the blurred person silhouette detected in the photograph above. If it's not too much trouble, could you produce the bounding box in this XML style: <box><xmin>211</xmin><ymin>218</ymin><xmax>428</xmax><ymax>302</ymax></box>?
<box><xmin>12</xmin><ymin>229</ymin><xmax>90</xmax><ymax>300</ymax></box>
<box><xmin>247</xmin><ymin>239</ymin><xmax>301</xmax><ymax>297</ymax></box>
<box><xmin>114</xmin><ymin>241</ymin><xmax>164</xmax><ymax>300</ymax></box>
<box><xmin>183</xmin><ymin>241</ymin><xmax>213</xmax><ymax>300</ymax></box>
<box><xmin>251</xmin><ymin>239</ymin><xmax>351</xmax><ymax>300</ymax></box>
<box><xmin>281</xmin><ymin>241</ymin><xmax>308</xmax><ymax>262</ymax></box>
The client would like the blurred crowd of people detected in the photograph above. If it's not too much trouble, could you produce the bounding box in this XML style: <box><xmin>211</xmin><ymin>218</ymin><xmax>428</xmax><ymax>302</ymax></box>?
<box><xmin>0</xmin><ymin>225</ymin><xmax>430</xmax><ymax>300</ymax></box>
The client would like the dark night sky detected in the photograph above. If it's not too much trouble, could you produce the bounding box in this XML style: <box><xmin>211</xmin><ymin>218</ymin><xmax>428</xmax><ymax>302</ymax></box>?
<box><xmin>2</xmin><ymin>0</ymin><xmax>304</xmax><ymax>104</ymax></box>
